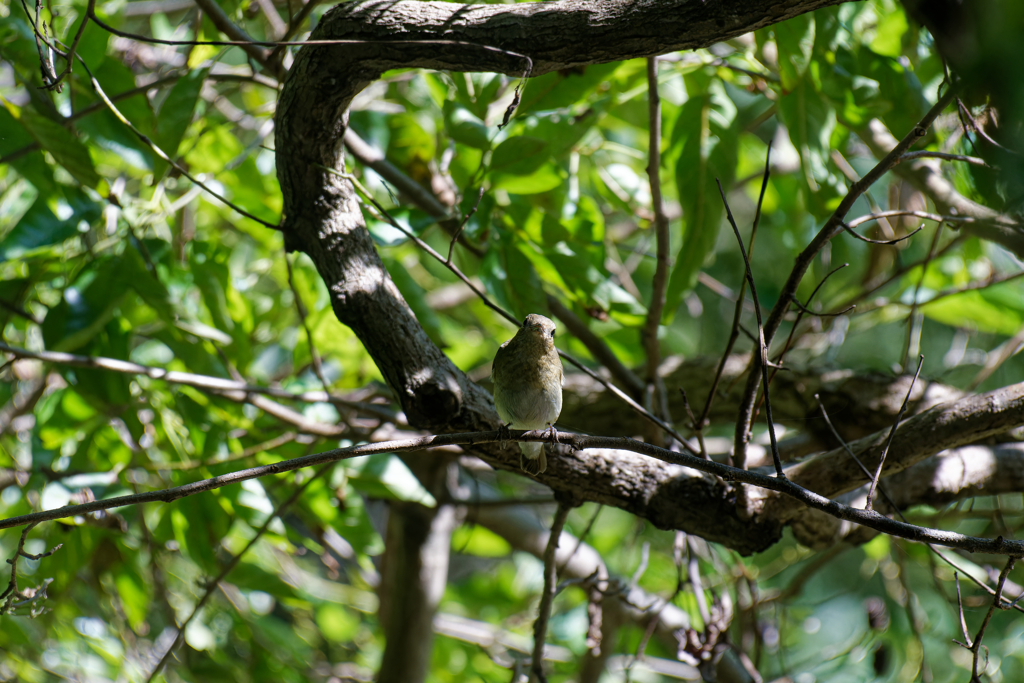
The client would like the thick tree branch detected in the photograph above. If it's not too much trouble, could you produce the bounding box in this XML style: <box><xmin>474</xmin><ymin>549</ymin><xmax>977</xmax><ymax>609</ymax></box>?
<box><xmin>4</xmin><ymin>381</ymin><xmax>1023</xmax><ymax>557</ymax></box>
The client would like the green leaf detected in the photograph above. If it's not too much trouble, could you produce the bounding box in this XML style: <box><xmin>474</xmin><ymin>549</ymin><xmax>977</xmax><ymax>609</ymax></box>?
<box><xmin>775</xmin><ymin>14</ymin><xmax>816</xmax><ymax>93</ymax></box>
<box><xmin>153</xmin><ymin>68</ymin><xmax>207</xmax><ymax>178</ymax></box>
<box><xmin>665</xmin><ymin>86</ymin><xmax>739</xmax><ymax>317</ymax></box>
<box><xmin>316</xmin><ymin>604</ymin><xmax>360</xmax><ymax>643</ymax></box>
<box><xmin>775</xmin><ymin>78</ymin><xmax>841</xmax><ymax>214</ymax></box>
<box><xmin>451</xmin><ymin>526</ymin><xmax>511</xmax><ymax>557</ymax></box>
<box><xmin>492</xmin><ymin>163</ymin><xmax>564</xmax><ymax>194</ymax></box>
<box><xmin>10</xmin><ymin>104</ymin><xmax>101</xmax><ymax>188</ymax></box>
<box><xmin>490</xmin><ymin>136</ymin><xmax>548</xmax><ymax>175</ymax></box>
<box><xmin>346</xmin><ymin>454</ymin><xmax>437</xmax><ymax>506</ymax></box>
<box><xmin>444</xmin><ymin>101</ymin><xmax>492</xmax><ymax>150</ymax></box>
<box><xmin>0</xmin><ymin>198</ymin><xmax>82</xmax><ymax>262</ymax></box>
<box><xmin>871</xmin><ymin>5</ymin><xmax>909</xmax><ymax>58</ymax></box>
<box><xmin>41</xmin><ymin>256</ymin><xmax>128</xmax><ymax>351</ymax></box>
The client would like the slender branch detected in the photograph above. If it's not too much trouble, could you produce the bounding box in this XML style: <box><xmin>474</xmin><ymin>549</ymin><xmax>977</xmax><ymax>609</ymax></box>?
<box><xmin>969</xmin><ymin>557</ymin><xmax>1015</xmax><ymax>681</ymax></box>
<box><xmin>699</xmin><ymin>146</ymin><xmax>770</xmax><ymax>441</ymax></box>
<box><xmin>545</xmin><ymin>296</ymin><xmax>644</xmax><ymax>395</ymax></box>
<box><xmin>286</xmin><ymin>254</ymin><xmax>330</xmax><ymax>392</ymax></box>
<box><xmin>643</xmin><ymin>56</ymin><xmax>671</xmax><ymax>391</ymax></box>
<box><xmin>842</xmin><ymin>223</ymin><xmax>922</xmax><ymax>245</ymax></box>
<box><xmin>866</xmin><ymin>355</ymin><xmax>923</xmax><ymax>511</ymax></box>
<box><xmin>78</xmin><ymin>59</ymin><xmax>280</xmax><ymax>230</ymax></box>
<box><xmin>0</xmin><ymin>341</ymin><xmax>392</xmax><ymax>421</ymax></box>
<box><xmin>717</xmin><ymin>179</ymin><xmax>783</xmax><ymax>477</ymax></box>
<box><xmin>446</xmin><ymin>187</ymin><xmax>484</xmax><ymax>264</ymax></box>
<box><xmin>532</xmin><ymin>502</ymin><xmax>571</xmax><ymax>683</ymax></box>
<box><xmin>904</xmin><ymin>223</ymin><xmax>945</xmax><ymax>368</ymax></box>
<box><xmin>898</xmin><ymin>151</ymin><xmax>990</xmax><ymax>167</ymax></box>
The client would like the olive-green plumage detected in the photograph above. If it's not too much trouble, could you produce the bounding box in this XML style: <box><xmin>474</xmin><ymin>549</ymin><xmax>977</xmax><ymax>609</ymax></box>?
<box><xmin>491</xmin><ymin>314</ymin><xmax>563</xmax><ymax>474</ymax></box>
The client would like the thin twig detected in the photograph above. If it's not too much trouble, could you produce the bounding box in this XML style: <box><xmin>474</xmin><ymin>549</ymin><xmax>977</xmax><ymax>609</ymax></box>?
<box><xmin>716</xmin><ymin>179</ymin><xmax>783</xmax><ymax>478</ymax></box>
<box><xmin>898</xmin><ymin>151</ymin><xmax>990</xmax><ymax>167</ymax></box>
<box><xmin>532</xmin><ymin>502</ymin><xmax>571</xmax><ymax>683</ymax></box>
<box><xmin>815</xmin><ymin>395</ymin><xmax>904</xmax><ymax>518</ymax></box>
<box><xmin>79</xmin><ymin>59</ymin><xmax>280</xmax><ymax>230</ymax></box>
<box><xmin>903</xmin><ymin>222</ymin><xmax>944</xmax><ymax>368</ymax></box>
<box><xmin>0</xmin><ymin>341</ymin><xmax>393</xmax><ymax>422</ymax></box>
<box><xmin>447</xmin><ymin>187</ymin><xmax>485</xmax><ymax>264</ymax></box>
<box><xmin>698</xmin><ymin>146</ymin><xmax>771</xmax><ymax>436</ymax></box>
<box><xmin>285</xmin><ymin>254</ymin><xmax>330</xmax><ymax>392</ymax></box>
<box><xmin>969</xmin><ymin>557</ymin><xmax>1016</xmax><ymax>681</ymax></box>
<box><xmin>771</xmin><ymin>266</ymin><xmax>851</xmax><ymax>372</ymax></box>
<box><xmin>842</xmin><ymin>222</ymin><xmax>923</xmax><ymax>245</ymax></box>
<box><xmin>955</xmin><ymin>573</ymin><xmax>972</xmax><ymax>647</ymax></box>
<box><xmin>643</xmin><ymin>56</ymin><xmax>671</xmax><ymax>406</ymax></box>
<box><xmin>865</xmin><ymin>355</ymin><xmax>924</xmax><ymax>511</ymax></box>
<box><xmin>556</xmin><ymin>505</ymin><xmax>602</xmax><ymax>579</ymax></box>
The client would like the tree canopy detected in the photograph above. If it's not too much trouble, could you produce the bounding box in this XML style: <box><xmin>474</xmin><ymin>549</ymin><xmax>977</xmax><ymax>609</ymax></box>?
<box><xmin>2</xmin><ymin>0</ymin><xmax>1024</xmax><ymax>681</ymax></box>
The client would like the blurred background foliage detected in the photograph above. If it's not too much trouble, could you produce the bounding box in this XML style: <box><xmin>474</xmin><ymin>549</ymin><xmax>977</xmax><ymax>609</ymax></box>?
<box><xmin>1</xmin><ymin>0</ymin><xmax>1024</xmax><ymax>681</ymax></box>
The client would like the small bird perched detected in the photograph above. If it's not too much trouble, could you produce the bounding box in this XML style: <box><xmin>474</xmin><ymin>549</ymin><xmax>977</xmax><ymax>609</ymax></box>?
<box><xmin>491</xmin><ymin>314</ymin><xmax>563</xmax><ymax>475</ymax></box>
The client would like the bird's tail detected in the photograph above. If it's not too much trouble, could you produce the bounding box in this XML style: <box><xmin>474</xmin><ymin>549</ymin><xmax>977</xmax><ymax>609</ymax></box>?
<box><xmin>519</xmin><ymin>441</ymin><xmax>547</xmax><ymax>475</ymax></box>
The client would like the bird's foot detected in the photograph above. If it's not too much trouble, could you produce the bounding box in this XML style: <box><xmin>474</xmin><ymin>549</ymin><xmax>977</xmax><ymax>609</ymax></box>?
<box><xmin>545</xmin><ymin>423</ymin><xmax>560</xmax><ymax>446</ymax></box>
<box><xmin>498</xmin><ymin>422</ymin><xmax>512</xmax><ymax>450</ymax></box>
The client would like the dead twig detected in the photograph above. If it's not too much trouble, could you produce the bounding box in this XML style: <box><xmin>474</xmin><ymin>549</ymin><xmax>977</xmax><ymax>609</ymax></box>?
<box><xmin>531</xmin><ymin>502</ymin><xmax>571</xmax><ymax>683</ymax></box>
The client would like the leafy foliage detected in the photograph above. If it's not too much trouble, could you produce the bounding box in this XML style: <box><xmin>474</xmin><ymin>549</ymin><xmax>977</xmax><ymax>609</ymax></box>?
<box><xmin>1</xmin><ymin>0</ymin><xmax>1023</xmax><ymax>681</ymax></box>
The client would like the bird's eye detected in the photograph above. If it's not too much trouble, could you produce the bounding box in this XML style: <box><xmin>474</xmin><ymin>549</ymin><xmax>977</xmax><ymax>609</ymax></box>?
<box><xmin>522</xmin><ymin>317</ymin><xmax>529</xmax><ymax>327</ymax></box>
<box><xmin>550</xmin><ymin>329</ymin><xmax>556</xmax><ymax>338</ymax></box>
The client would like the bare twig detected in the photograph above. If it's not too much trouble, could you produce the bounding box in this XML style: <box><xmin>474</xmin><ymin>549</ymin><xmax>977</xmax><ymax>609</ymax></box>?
<box><xmin>1</xmin><ymin>522</ymin><xmax>62</xmax><ymax>614</ymax></box>
<box><xmin>898</xmin><ymin>151</ymin><xmax>990</xmax><ymax>167</ymax></box>
<box><xmin>717</xmin><ymin>179</ymin><xmax>784</xmax><ymax>478</ymax></box>
<box><xmin>643</xmin><ymin>56</ymin><xmax>671</xmax><ymax>398</ymax></box>
<box><xmin>0</xmin><ymin>341</ymin><xmax>393</xmax><ymax>422</ymax></box>
<box><xmin>285</xmin><ymin>254</ymin><xmax>330</xmax><ymax>392</ymax></box>
<box><xmin>532</xmin><ymin>502</ymin><xmax>571</xmax><ymax>683</ymax></box>
<box><xmin>79</xmin><ymin>59</ymin><xmax>280</xmax><ymax>230</ymax></box>
<box><xmin>865</xmin><ymin>356</ymin><xmax>924</xmax><ymax>511</ymax></box>
<box><xmin>699</xmin><ymin>146</ymin><xmax>770</xmax><ymax>443</ymax></box>
<box><xmin>446</xmin><ymin>187</ymin><xmax>485</xmax><ymax>264</ymax></box>
<box><xmin>842</xmin><ymin>222</ymin><xmax>923</xmax><ymax>245</ymax></box>
<box><xmin>904</xmin><ymin>223</ymin><xmax>945</xmax><ymax>368</ymax></box>
<box><xmin>969</xmin><ymin>558</ymin><xmax>1016</xmax><ymax>681</ymax></box>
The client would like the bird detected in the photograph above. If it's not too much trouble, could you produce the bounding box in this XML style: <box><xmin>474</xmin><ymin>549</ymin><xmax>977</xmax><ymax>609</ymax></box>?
<box><xmin>491</xmin><ymin>313</ymin><xmax>563</xmax><ymax>475</ymax></box>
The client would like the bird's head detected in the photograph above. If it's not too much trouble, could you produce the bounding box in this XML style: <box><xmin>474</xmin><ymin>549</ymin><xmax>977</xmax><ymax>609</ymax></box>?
<box><xmin>519</xmin><ymin>313</ymin><xmax>557</xmax><ymax>346</ymax></box>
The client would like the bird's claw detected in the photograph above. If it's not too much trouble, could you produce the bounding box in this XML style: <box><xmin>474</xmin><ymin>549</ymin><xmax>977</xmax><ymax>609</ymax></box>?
<box><xmin>545</xmin><ymin>423</ymin><xmax>559</xmax><ymax>446</ymax></box>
